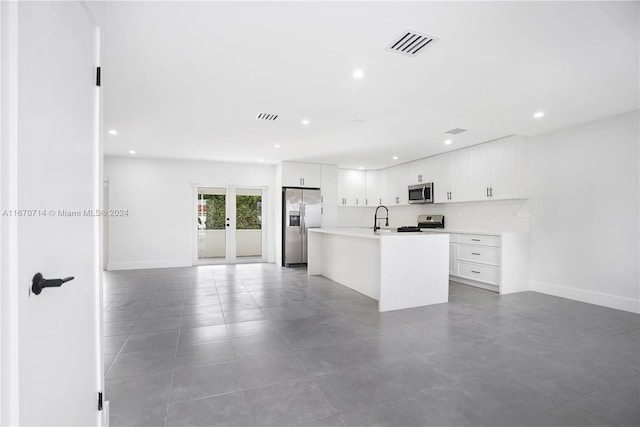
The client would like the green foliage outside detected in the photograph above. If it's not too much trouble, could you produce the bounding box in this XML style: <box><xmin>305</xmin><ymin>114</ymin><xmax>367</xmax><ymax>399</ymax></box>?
<box><xmin>235</xmin><ymin>195</ymin><xmax>262</xmax><ymax>229</ymax></box>
<box><xmin>204</xmin><ymin>194</ymin><xmax>261</xmax><ymax>230</ymax></box>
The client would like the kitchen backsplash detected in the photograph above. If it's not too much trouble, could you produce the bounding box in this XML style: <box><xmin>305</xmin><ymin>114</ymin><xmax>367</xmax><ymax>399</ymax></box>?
<box><xmin>338</xmin><ymin>199</ymin><xmax>531</xmax><ymax>232</ymax></box>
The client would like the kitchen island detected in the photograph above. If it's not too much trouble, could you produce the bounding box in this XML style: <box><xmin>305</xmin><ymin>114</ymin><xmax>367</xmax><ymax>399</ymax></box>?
<box><xmin>307</xmin><ymin>228</ymin><xmax>449</xmax><ymax>312</ymax></box>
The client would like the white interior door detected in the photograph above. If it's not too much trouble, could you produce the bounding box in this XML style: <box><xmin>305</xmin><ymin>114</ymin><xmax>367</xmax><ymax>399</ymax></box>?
<box><xmin>1</xmin><ymin>2</ymin><xmax>102</xmax><ymax>425</ymax></box>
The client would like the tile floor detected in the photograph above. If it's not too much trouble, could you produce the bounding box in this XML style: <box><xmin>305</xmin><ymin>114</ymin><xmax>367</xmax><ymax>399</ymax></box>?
<box><xmin>104</xmin><ymin>264</ymin><xmax>640</xmax><ymax>427</ymax></box>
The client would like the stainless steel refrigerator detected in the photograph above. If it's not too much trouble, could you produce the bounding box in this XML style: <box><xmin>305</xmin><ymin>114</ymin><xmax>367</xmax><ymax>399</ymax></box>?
<box><xmin>282</xmin><ymin>188</ymin><xmax>321</xmax><ymax>266</ymax></box>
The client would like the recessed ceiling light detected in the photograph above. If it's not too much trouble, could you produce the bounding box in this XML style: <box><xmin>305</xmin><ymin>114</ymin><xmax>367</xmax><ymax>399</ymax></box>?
<box><xmin>392</xmin><ymin>156</ymin><xmax>398</xmax><ymax>160</ymax></box>
<box><xmin>353</xmin><ymin>69</ymin><xmax>364</xmax><ymax>79</ymax></box>
<box><xmin>301</xmin><ymin>119</ymin><xmax>310</xmax><ymax>125</ymax></box>
<box><xmin>259</xmin><ymin>159</ymin><xmax>264</xmax><ymax>162</ymax></box>
<box><xmin>444</xmin><ymin>139</ymin><xmax>452</xmax><ymax>145</ymax></box>
<box><xmin>108</xmin><ymin>130</ymin><xmax>118</xmax><ymax>135</ymax></box>
<box><xmin>129</xmin><ymin>150</ymin><xmax>136</xmax><ymax>155</ymax></box>
<box><xmin>274</xmin><ymin>144</ymin><xmax>280</xmax><ymax>148</ymax></box>
<box><xmin>358</xmin><ymin>166</ymin><xmax>364</xmax><ymax>170</ymax></box>
<box><xmin>534</xmin><ymin>112</ymin><xmax>545</xmax><ymax>118</ymax></box>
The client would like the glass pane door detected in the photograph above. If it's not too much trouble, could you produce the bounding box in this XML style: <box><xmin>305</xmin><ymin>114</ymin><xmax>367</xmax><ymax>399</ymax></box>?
<box><xmin>236</xmin><ymin>188</ymin><xmax>262</xmax><ymax>258</ymax></box>
<box><xmin>197</xmin><ymin>187</ymin><xmax>226</xmax><ymax>259</ymax></box>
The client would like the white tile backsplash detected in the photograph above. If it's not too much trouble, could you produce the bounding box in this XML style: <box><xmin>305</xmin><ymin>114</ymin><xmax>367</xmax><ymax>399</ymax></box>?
<box><xmin>338</xmin><ymin>199</ymin><xmax>530</xmax><ymax>232</ymax></box>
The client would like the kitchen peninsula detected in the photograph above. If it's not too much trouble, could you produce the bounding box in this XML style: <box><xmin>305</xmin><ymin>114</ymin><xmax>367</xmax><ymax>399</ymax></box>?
<box><xmin>307</xmin><ymin>228</ymin><xmax>449</xmax><ymax>312</ymax></box>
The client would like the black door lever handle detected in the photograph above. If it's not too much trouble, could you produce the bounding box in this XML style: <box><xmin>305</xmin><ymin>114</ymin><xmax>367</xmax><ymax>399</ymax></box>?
<box><xmin>31</xmin><ymin>273</ymin><xmax>75</xmax><ymax>295</ymax></box>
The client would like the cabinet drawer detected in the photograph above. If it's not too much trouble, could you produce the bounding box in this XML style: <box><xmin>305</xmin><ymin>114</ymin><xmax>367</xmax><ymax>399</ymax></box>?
<box><xmin>457</xmin><ymin>261</ymin><xmax>499</xmax><ymax>285</ymax></box>
<box><xmin>457</xmin><ymin>245</ymin><xmax>500</xmax><ymax>266</ymax></box>
<box><xmin>458</xmin><ymin>234</ymin><xmax>500</xmax><ymax>247</ymax></box>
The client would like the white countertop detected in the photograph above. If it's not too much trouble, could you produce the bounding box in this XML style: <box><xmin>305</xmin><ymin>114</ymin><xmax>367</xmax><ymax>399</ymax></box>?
<box><xmin>309</xmin><ymin>227</ymin><xmax>449</xmax><ymax>240</ymax></box>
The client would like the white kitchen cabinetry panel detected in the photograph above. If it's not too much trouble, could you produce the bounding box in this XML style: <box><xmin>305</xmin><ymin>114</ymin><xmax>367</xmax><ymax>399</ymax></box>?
<box><xmin>282</xmin><ymin>162</ymin><xmax>321</xmax><ymax>187</ymax></box>
<box><xmin>445</xmin><ymin>231</ymin><xmax>529</xmax><ymax>294</ymax></box>
<box><xmin>321</xmin><ymin>165</ymin><xmax>338</xmax><ymax>206</ymax></box>
<box><xmin>458</xmin><ymin>234</ymin><xmax>500</xmax><ymax>246</ymax></box>
<box><xmin>468</xmin><ymin>136</ymin><xmax>528</xmax><ymax>201</ymax></box>
<box><xmin>366</xmin><ymin>170</ymin><xmax>383</xmax><ymax>206</ymax></box>
<box><xmin>385</xmin><ymin>166</ymin><xmax>407</xmax><ymax>206</ymax></box>
<box><xmin>458</xmin><ymin>245</ymin><xmax>501</xmax><ymax>265</ymax></box>
<box><xmin>449</xmin><ymin>243</ymin><xmax>458</xmax><ymax>276</ymax></box>
<box><xmin>338</xmin><ymin>169</ymin><xmax>366</xmax><ymax>206</ymax></box>
<box><xmin>457</xmin><ymin>261</ymin><xmax>500</xmax><ymax>285</ymax></box>
<box><xmin>434</xmin><ymin>151</ymin><xmax>470</xmax><ymax>203</ymax></box>
<box><xmin>433</xmin><ymin>154</ymin><xmax>451</xmax><ymax>203</ymax></box>
<box><xmin>321</xmin><ymin>205</ymin><xmax>338</xmax><ymax>228</ymax></box>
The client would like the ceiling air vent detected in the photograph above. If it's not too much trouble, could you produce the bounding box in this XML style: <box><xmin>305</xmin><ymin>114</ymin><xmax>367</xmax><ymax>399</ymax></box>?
<box><xmin>256</xmin><ymin>113</ymin><xmax>278</xmax><ymax>121</ymax></box>
<box><xmin>387</xmin><ymin>30</ymin><xmax>439</xmax><ymax>57</ymax></box>
<box><xmin>445</xmin><ymin>128</ymin><xmax>467</xmax><ymax>135</ymax></box>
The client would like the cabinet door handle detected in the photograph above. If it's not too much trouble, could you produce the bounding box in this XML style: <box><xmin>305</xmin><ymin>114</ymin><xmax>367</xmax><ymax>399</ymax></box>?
<box><xmin>356</xmin><ymin>198</ymin><xmax>359</xmax><ymax>205</ymax></box>
<box><xmin>366</xmin><ymin>198</ymin><xmax>368</xmax><ymax>205</ymax></box>
<box><xmin>471</xmin><ymin>239</ymin><xmax>481</xmax><ymax>242</ymax></box>
<box><xmin>490</xmin><ymin>187</ymin><xmax>493</xmax><ymax>197</ymax></box>
<box><xmin>321</xmin><ymin>196</ymin><xmax>323</xmax><ymax>203</ymax></box>
<box><xmin>321</xmin><ymin>207</ymin><xmax>323</xmax><ymax>214</ymax></box>
<box><xmin>471</xmin><ymin>252</ymin><xmax>481</xmax><ymax>255</ymax></box>
<box><xmin>486</xmin><ymin>188</ymin><xmax>489</xmax><ymax>198</ymax></box>
<box><xmin>379</xmin><ymin>198</ymin><xmax>382</xmax><ymax>205</ymax></box>
<box><xmin>471</xmin><ymin>270</ymin><xmax>480</xmax><ymax>274</ymax></box>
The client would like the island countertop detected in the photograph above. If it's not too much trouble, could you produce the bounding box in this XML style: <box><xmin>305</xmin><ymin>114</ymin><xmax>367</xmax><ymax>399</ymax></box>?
<box><xmin>308</xmin><ymin>227</ymin><xmax>449</xmax><ymax>240</ymax></box>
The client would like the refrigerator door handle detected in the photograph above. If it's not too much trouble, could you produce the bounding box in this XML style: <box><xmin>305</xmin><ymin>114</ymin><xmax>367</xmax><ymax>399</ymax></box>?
<box><xmin>300</xmin><ymin>204</ymin><xmax>305</xmax><ymax>234</ymax></box>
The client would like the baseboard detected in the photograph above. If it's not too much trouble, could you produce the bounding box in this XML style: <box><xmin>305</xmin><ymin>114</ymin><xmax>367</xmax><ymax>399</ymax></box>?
<box><xmin>107</xmin><ymin>259</ymin><xmax>192</xmax><ymax>271</ymax></box>
<box><xmin>530</xmin><ymin>280</ymin><xmax>640</xmax><ymax>314</ymax></box>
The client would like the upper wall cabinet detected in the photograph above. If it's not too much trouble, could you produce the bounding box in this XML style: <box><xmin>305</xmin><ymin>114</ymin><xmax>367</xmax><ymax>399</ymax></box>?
<box><xmin>434</xmin><ymin>150</ymin><xmax>471</xmax><ymax>203</ymax></box>
<box><xmin>468</xmin><ymin>136</ymin><xmax>528</xmax><ymax>200</ymax></box>
<box><xmin>406</xmin><ymin>157</ymin><xmax>435</xmax><ymax>185</ymax></box>
<box><xmin>320</xmin><ymin>165</ymin><xmax>338</xmax><ymax>206</ymax></box>
<box><xmin>338</xmin><ymin>169</ymin><xmax>366</xmax><ymax>206</ymax></box>
<box><xmin>365</xmin><ymin>170</ymin><xmax>383</xmax><ymax>207</ymax></box>
<box><xmin>281</xmin><ymin>162</ymin><xmax>321</xmax><ymax>188</ymax></box>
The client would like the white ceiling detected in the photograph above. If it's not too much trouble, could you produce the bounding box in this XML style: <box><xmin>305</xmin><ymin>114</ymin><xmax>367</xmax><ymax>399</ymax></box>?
<box><xmin>102</xmin><ymin>1</ymin><xmax>639</xmax><ymax>169</ymax></box>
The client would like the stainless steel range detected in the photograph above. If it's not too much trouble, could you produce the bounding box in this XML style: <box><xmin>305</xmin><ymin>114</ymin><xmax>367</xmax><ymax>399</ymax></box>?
<box><xmin>417</xmin><ymin>214</ymin><xmax>445</xmax><ymax>229</ymax></box>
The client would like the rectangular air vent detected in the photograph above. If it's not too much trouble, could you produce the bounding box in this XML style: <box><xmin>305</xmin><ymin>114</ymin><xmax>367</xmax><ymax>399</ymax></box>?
<box><xmin>256</xmin><ymin>113</ymin><xmax>278</xmax><ymax>121</ymax></box>
<box><xmin>387</xmin><ymin>30</ymin><xmax>439</xmax><ymax>57</ymax></box>
<box><xmin>445</xmin><ymin>128</ymin><xmax>467</xmax><ymax>135</ymax></box>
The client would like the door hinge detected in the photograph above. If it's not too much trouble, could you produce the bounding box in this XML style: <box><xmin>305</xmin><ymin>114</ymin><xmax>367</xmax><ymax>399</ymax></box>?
<box><xmin>96</xmin><ymin>67</ymin><xmax>101</xmax><ymax>87</ymax></box>
<box><xmin>98</xmin><ymin>392</ymin><xmax>103</xmax><ymax>411</ymax></box>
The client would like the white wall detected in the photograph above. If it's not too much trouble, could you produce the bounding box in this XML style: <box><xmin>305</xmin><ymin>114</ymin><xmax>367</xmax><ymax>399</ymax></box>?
<box><xmin>105</xmin><ymin>156</ymin><xmax>275</xmax><ymax>270</ymax></box>
<box><xmin>529</xmin><ymin>111</ymin><xmax>639</xmax><ymax>313</ymax></box>
<box><xmin>338</xmin><ymin>199</ymin><xmax>531</xmax><ymax>232</ymax></box>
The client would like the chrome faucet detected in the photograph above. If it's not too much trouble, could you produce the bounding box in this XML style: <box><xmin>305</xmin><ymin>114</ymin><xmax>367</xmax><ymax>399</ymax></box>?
<box><xmin>374</xmin><ymin>205</ymin><xmax>389</xmax><ymax>232</ymax></box>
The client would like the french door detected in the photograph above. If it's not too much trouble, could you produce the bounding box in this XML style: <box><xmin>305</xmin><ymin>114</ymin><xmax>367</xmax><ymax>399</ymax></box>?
<box><xmin>195</xmin><ymin>186</ymin><xmax>265</xmax><ymax>263</ymax></box>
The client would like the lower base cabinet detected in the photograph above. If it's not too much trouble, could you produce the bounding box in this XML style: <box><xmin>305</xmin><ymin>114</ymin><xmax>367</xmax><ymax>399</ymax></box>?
<box><xmin>446</xmin><ymin>231</ymin><xmax>529</xmax><ymax>295</ymax></box>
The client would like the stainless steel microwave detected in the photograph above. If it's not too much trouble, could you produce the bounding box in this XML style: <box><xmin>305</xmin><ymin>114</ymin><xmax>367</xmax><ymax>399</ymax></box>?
<box><xmin>408</xmin><ymin>183</ymin><xmax>434</xmax><ymax>204</ymax></box>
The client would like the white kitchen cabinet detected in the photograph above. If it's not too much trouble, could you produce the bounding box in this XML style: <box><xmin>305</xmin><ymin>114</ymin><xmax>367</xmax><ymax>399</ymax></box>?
<box><xmin>384</xmin><ymin>166</ymin><xmax>407</xmax><ymax>206</ymax></box>
<box><xmin>320</xmin><ymin>164</ymin><xmax>338</xmax><ymax>206</ymax></box>
<box><xmin>365</xmin><ymin>170</ymin><xmax>383</xmax><ymax>206</ymax></box>
<box><xmin>320</xmin><ymin>205</ymin><xmax>338</xmax><ymax>228</ymax></box>
<box><xmin>407</xmin><ymin>157</ymin><xmax>435</xmax><ymax>185</ymax></box>
<box><xmin>443</xmin><ymin>231</ymin><xmax>529</xmax><ymax>294</ymax></box>
<box><xmin>338</xmin><ymin>169</ymin><xmax>366</xmax><ymax>206</ymax></box>
<box><xmin>468</xmin><ymin>136</ymin><xmax>528</xmax><ymax>201</ymax></box>
<box><xmin>434</xmin><ymin>150</ymin><xmax>471</xmax><ymax>203</ymax></box>
<box><xmin>281</xmin><ymin>162</ymin><xmax>321</xmax><ymax>188</ymax></box>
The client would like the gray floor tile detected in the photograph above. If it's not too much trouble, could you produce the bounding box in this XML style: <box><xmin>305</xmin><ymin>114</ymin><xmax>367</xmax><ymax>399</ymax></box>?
<box><xmin>106</xmin><ymin>347</ymin><xmax>175</xmax><ymax>379</ymax></box>
<box><xmin>294</xmin><ymin>343</ymin><xmax>361</xmax><ymax>376</ymax></box>
<box><xmin>231</xmin><ymin>333</ymin><xmax>290</xmax><ymax>358</ymax></box>
<box><xmin>175</xmin><ymin>339</ymin><xmax>236</xmax><ymax>369</ymax></box>
<box><xmin>180</xmin><ymin>312</ymin><xmax>226</xmax><ymax>329</ymax></box>
<box><xmin>246</xmin><ymin>378</ymin><xmax>333</xmax><ymax>426</ymax></box>
<box><xmin>166</xmin><ymin>391</ymin><xmax>254</xmax><ymax>427</ymax></box>
<box><xmin>339</xmin><ymin>394</ymin><xmax>429</xmax><ymax>427</ymax></box>
<box><xmin>178</xmin><ymin>324</ymin><xmax>229</xmax><ymax>346</ymax></box>
<box><xmin>226</xmin><ymin>319</ymin><xmax>275</xmax><ymax>338</ymax></box>
<box><xmin>120</xmin><ymin>329</ymin><xmax>179</xmax><ymax>354</ymax></box>
<box><xmin>131</xmin><ymin>316</ymin><xmax>182</xmax><ymax>335</ymax></box>
<box><xmin>103</xmin><ymin>265</ymin><xmax>640</xmax><ymax>427</ymax></box>
<box><xmin>236</xmin><ymin>353</ymin><xmax>308</xmax><ymax>389</ymax></box>
<box><xmin>171</xmin><ymin>360</ymin><xmax>243</xmax><ymax>403</ymax></box>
